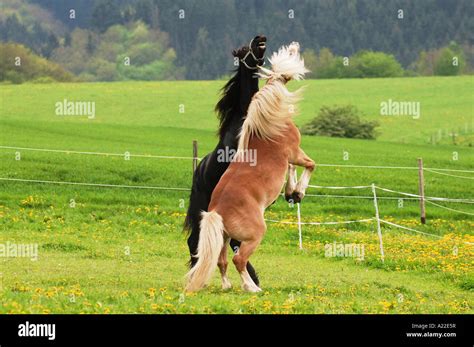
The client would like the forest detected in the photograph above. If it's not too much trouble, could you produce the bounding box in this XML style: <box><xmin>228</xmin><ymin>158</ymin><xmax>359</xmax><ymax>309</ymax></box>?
<box><xmin>1</xmin><ymin>0</ymin><xmax>472</xmax><ymax>81</ymax></box>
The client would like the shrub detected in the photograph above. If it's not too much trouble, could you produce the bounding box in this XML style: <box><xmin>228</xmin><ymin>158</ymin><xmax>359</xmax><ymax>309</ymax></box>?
<box><xmin>350</xmin><ymin>51</ymin><xmax>404</xmax><ymax>78</ymax></box>
<box><xmin>301</xmin><ymin>105</ymin><xmax>379</xmax><ymax>139</ymax></box>
<box><xmin>434</xmin><ymin>47</ymin><xmax>465</xmax><ymax>76</ymax></box>
<box><xmin>303</xmin><ymin>48</ymin><xmax>404</xmax><ymax>79</ymax></box>
<box><xmin>411</xmin><ymin>42</ymin><xmax>467</xmax><ymax>76</ymax></box>
<box><xmin>0</xmin><ymin>43</ymin><xmax>74</xmax><ymax>83</ymax></box>
<box><xmin>30</xmin><ymin>76</ymin><xmax>56</xmax><ymax>83</ymax></box>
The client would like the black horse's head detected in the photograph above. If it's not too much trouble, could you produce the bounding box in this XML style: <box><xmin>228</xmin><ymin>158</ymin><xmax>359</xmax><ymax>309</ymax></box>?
<box><xmin>215</xmin><ymin>35</ymin><xmax>267</xmax><ymax>139</ymax></box>
<box><xmin>232</xmin><ymin>35</ymin><xmax>267</xmax><ymax>70</ymax></box>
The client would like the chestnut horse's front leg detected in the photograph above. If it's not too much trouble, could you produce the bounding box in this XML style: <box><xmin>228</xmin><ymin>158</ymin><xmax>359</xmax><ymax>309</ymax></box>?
<box><xmin>289</xmin><ymin>148</ymin><xmax>315</xmax><ymax>203</ymax></box>
<box><xmin>284</xmin><ymin>164</ymin><xmax>297</xmax><ymax>202</ymax></box>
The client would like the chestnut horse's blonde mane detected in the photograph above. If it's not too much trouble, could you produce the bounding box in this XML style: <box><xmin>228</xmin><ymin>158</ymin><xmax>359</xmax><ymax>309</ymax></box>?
<box><xmin>238</xmin><ymin>42</ymin><xmax>308</xmax><ymax>151</ymax></box>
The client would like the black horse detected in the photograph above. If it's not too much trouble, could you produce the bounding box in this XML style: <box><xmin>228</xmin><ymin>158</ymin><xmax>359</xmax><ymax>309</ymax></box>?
<box><xmin>184</xmin><ymin>35</ymin><xmax>267</xmax><ymax>286</ymax></box>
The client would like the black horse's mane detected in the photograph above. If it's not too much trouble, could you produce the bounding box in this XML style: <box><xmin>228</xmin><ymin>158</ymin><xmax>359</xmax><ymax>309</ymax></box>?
<box><xmin>215</xmin><ymin>67</ymin><xmax>241</xmax><ymax>138</ymax></box>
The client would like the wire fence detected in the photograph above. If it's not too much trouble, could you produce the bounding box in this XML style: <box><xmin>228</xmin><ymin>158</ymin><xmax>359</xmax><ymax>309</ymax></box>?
<box><xmin>2</xmin><ymin>145</ymin><xmax>473</xmax><ymax>173</ymax></box>
<box><xmin>424</xmin><ymin>168</ymin><xmax>474</xmax><ymax>180</ymax></box>
<box><xmin>425</xmin><ymin>200</ymin><xmax>474</xmax><ymax>216</ymax></box>
<box><xmin>265</xmin><ymin>218</ymin><xmax>374</xmax><ymax>226</ymax></box>
<box><xmin>1</xmin><ymin>176</ymin><xmax>472</xmax><ymax>252</ymax></box>
<box><xmin>0</xmin><ymin>177</ymin><xmax>191</xmax><ymax>191</ymax></box>
<box><xmin>1</xmin><ymin>144</ymin><xmax>473</xmax><ymax>258</ymax></box>
<box><xmin>0</xmin><ymin>145</ymin><xmax>197</xmax><ymax>161</ymax></box>
<box><xmin>304</xmin><ymin>184</ymin><xmax>474</xmax><ymax>249</ymax></box>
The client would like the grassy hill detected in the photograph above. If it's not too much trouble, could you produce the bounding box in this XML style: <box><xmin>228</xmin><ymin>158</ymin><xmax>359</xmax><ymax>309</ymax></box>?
<box><xmin>0</xmin><ymin>77</ymin><xmax>473</xmax><ymax>313</ymax></box>
<box><xmin>2</xmin><ymin>76</ymin><xmax>472</xmax><ymax>144</ymax></box>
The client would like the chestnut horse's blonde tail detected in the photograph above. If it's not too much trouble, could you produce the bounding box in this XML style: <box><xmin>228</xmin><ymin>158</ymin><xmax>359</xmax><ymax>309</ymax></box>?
<box><xmin>185</xmin><ymin>211</ymin><xmax>224</xmax><ymax>292</ymax></box>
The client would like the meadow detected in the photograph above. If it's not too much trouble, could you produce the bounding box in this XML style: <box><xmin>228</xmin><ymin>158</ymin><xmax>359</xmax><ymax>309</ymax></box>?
<box><xmin>0</xmin><ymin>76</ymin><xmax>473</xmax><ymax>314</ymax></box>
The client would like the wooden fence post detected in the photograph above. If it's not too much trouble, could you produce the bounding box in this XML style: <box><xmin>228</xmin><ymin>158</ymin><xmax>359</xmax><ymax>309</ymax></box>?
<box><xmin>192</xmin><ymin>140</ymin><xmax>198</xmax><ymax>176</ymax></box>
<box><xmin>418</xmin><ymin>158</ymin><xmax>426</xmax><ymax>224</ymax></box>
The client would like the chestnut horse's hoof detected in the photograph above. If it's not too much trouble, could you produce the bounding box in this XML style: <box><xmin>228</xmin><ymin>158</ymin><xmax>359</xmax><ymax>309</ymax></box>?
<box><xmin>288</xmin><ymin>191</ymin><xmax>304</xmax><ymax>203</ymax></box>
<box><xmin>222</xmin><ymin>281</ymin><xmax>232</xmax><ymax>290</ymax></box>
<box><xmin>242</xmin><ymin>283</ymin><xmax>262</xmax><ymax>293</ymax></box>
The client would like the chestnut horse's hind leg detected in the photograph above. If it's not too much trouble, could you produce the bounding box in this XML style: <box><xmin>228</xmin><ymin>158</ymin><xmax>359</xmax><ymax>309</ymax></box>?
<box><xmin>232</xmin><ymin>229</ymin><xmax>264</xmax><ymax>293</ymax></box>
<box><xmin>229</xmin><ymin>239</ymin><xmax>260</xmax><ymax>286</ymax></box>
<box><xmin>218</xmin><ymin>235</ymin><xmax>232</xmax><ymax>290</ymax></box>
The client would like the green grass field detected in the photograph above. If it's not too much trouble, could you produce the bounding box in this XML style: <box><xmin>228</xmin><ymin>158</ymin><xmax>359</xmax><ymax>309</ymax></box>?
<box><xmin>0</xmin><ymin>77</ymin><xmax>473</xmax><ymax>314</ymax></box>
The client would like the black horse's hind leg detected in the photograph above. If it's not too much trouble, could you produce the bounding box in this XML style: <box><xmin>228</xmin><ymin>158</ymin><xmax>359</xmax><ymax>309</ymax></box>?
<box><xmin>185</xmin><ymin>184</ymin><xmax>210</xmax><ymax>268</ymax></box>
<box><xmin>230</xmin><ymin>239</ymin><xmax>260</xmax><ymax>286</ymax></box>
<box><xmin>185</xmin><ymin>157</ymin><xmax>211</xmax><ymax>268</ymax></box>
<box><xmin>187</xmin><ymin>221</ymin><xmax>200</xmax><ymax>268</ymax></box>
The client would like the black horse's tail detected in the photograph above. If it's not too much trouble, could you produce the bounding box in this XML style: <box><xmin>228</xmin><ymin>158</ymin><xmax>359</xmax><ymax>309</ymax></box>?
<box><xmin>183</xmin><ymin>167</ymin><xmax>202</xmax><ymax>236</ymax></box>
<box><xmin>183</xmin><ymin>195</ymin><xmax>203</xmax><ymax>239</ymax></box>
<box><xmin>183</xmin><ymin>206</ymin><xmax>192</xmax><ymax>235</ymax></box>
<box><xmin>183</xmin><ymin>163</ymin><xmax>212</xmax><ymax>268</ymax></box>
<box><xmin>183</xmin><ymin>189</ymin><xmax>201</xmax><ymax>268</ymax></box>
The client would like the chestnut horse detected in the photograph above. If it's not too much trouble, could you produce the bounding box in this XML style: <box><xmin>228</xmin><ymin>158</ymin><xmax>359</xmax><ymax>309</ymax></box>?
<box><xmin>184</xmin><ymin>36</ymin><xmax>267</xmax><ymax>287</ymax></box>
<box><xmin>186</xmin><ymin>42</ymin><xmax>315</xmax><ymax>292</ymax></box>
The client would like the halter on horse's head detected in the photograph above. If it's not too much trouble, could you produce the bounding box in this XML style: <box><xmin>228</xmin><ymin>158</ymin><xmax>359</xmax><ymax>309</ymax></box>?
<box><xmin>232</xmin><ymin>35</ymin><xmax>267</xmax><ymax>70</ymax></box>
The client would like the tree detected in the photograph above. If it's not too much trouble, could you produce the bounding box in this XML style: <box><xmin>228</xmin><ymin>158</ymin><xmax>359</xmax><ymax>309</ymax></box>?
<box><xmin>302</xmin><ymin>48</ymin><xmax>404</xmax><ymax>79</ymax></box>
<box><xmin>411</xmin><ymin>50</ymin><xmax>437</xmax><ymax>75</ymax></box>
<box><xmin>91</xmin><ymin>0</ymin><xmax>122</xmax><ymax>33</ymax></box>
<box><xmin>50</xmin><ymin>28</ymin><xmax>92</xmax><ymax>75</ymax></box>
<box><xmin>351</xmin><ymin>51</ymin><xmax>404</xmax><ymax>78</ymax></box>
<box><xmin>135</xmin><ymin>0</ymin><xmax>153</xmax><ymax>26</ymax></box>
<box><xmin>43</xmin><ymin>33</ymin><xmax>59</xmax><ymax>58</ymax></box>
<box><xmin>4</xmin><ymin>0</ymin><xmax>473</xmax><ymax>80</ymax></box>
<box><xmin>64</xmin><ymin>32</ymin><xmax>72</xmax><ymax>47</ymax></box>
<box><xmin>303</xmin><ymin>48</ymin><xmax>339</xmax><ymax>79</ymax></box>
<box><xmin>187</xmin><ymin>28</ymin><xmax>219</xmax><ymax>80</ymax></box>
<box><xmin>86</xmin><ymin>32</ymin><xmax>95</xmax><ymax>54</ymax></box>
<box><xmin>434</xmin><ymin>44</ymin><xmax>465</xmax><ymax>76</ymax></box>
<box><xmin>50</xmin><ymin>21</ymin><xmax>183</xmax><ymax>81</ymax></box>
<box><xmin>0</xmin><ymin>43</ymin><xmax>74</xmax><ymax>83</ymax></box>
<box><xmin>316</xmin><ymin>48</ymin><xmax>338</xmax><ymax>78</ymax></box>
<box><xmin>412</xmin><ymin>42</ymin><xmax>466</xmax><ymax>76</ymax></box>
<box><xmin>302</xmin><ymin>49</ymin><xmax>317</xmax><ymax>78</ymax></box>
